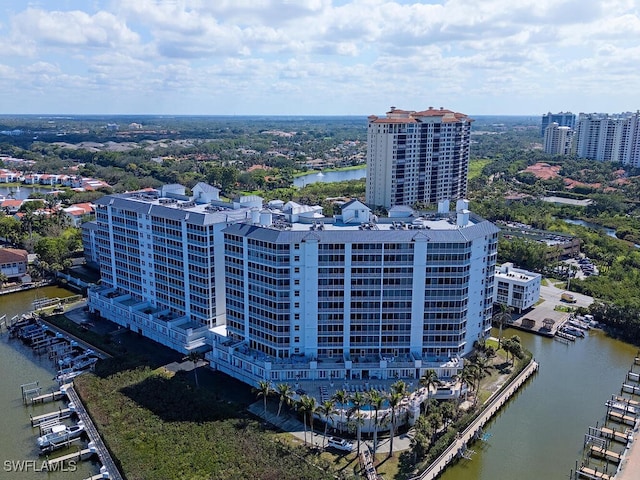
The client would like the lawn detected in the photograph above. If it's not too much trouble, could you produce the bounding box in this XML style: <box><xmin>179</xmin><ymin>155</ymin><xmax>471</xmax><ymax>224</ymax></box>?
<box><xmin>468</xmin><ymin>158</ymin><xmax>492</xmax><ymax>180</ymax></box>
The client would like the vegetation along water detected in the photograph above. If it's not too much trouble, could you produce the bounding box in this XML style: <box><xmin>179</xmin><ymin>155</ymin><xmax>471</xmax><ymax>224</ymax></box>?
<box><xmin>1</xmin><ymin>287</ymin><xmax>637</xmax><ymax>479</ymax></box>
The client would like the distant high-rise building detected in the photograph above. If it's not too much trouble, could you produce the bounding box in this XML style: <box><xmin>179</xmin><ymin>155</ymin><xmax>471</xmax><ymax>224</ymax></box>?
<box><xmin>543</xmin><ymin>122</ymin><xmax>573</xmax><ymax>155</ymax></box>
<box><xmin>573</xmin><ymin>112</ymin><xmax>640</xmax><ymax>166</ymax></box>
<box><xmin>541</xmin><ymin>112</ymin><xmax>575</xmax><ymax>137</ymax></box>
<box><xmin>365</xmin><ymin>107</ymin><xmax>472</xmax><ymax>209</ymax></box>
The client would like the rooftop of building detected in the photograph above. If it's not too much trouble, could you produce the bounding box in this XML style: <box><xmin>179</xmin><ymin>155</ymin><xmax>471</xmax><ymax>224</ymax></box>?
<box><xmin>368</xmin><ymin>106</ymin><xmax>472</xmax><ymax>124</ymax></box>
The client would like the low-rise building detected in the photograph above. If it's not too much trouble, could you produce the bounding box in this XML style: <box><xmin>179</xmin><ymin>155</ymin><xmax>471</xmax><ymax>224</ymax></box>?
<box><xmin>0</xmin><ymin>247</ymin><xmax>29</xmax><ymax>281</ymax></box>
<box><xmin>494</xmin><ymin>262</ymin><xmax>541</xmax><ymax>312</ymax></box>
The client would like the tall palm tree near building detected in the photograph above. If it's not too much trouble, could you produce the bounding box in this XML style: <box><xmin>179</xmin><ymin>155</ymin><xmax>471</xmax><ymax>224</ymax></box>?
<box><xmin>297</xmin><ymin>395</ymin><xmax>317</xmax><ymax>445</ymax></box>
<box><xmin>317</xmin><ymin>400</ymin><xmax>336</xmax><ymax>449</ymax></box>
<box><xmin>387</xmin><ymin>391</ymin><xmax>404</xmax><ymax>457</ymax></box>
<box><xmin>419</xmin><ymin>369</ymin><xmax>441</xmax><ymax>412</ymax></box>
<box><xmin>458</xmin><ymin>363</ymin><xmax>478</xmax><ymax>403</ymax></box>
<box><xmin>254</xmin><ymin>380</ymin><xmax>272</xmax><ymax>417</ymax></box>
<box><xmin>184</xmin><ymin>351</ymin><xmax>204</xmax><ymax>388</ymax></box>
<box><xmin>366</xmin><ymin>389</ymin><xmax>385</xmax><ymax>453</ymax></box>
<box><xmin>331</xmin><ymin>389</ymin><xmax>348</xmax><ymax>433</ymax></box>
<box><xmin>493</xmin><ymin>304</ymin><xmax>513</xmax><ymax>348</ymax></box>
<box><xmin>275</xmin><ymin>383</ymin><xmax>294</xmax><ymax>418</ymax></box>
<box><xmin>347</xmin><ymin>391</ymin><xmax>365</xmax><ymax>455</ymax></box>
<box><xmin>391</xmin><ymin>379</ymin><xmax>407</xmax><ymax>397</ymax></box>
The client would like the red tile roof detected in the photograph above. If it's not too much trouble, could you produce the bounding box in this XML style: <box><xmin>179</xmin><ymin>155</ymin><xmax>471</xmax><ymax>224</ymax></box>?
<box><xmin>0</xmin><ymin>247</ymin><xmax>28</xmax><ymax>264</ymax></box>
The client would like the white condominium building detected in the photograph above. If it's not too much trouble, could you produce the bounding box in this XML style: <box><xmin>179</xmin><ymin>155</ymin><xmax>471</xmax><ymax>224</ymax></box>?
<box><xmin>365</xmin><ymin>107</ymin><xmax>472</xmax><ymax>209</ymax></box>
<box><xmin>573</xmin><ymin>112</ymin><xmax>640</xmax><ymax>166</ymax></box>
<box><xmin>543</xmin><ymin>122</ymin><xmax>573</xmax><ymax>155</ymax></box>
<box><xmin>86</xmin><ymin>183</ymin><xmax>260</xmax><ymax>353</ymax></box>
<box><xmin>210</xmin><ymin>199</ymin><xmax>499</xmax><ymax>386</ymax></box>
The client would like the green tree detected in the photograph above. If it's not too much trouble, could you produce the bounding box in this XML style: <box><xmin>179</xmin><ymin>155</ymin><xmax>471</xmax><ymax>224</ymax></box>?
<box><xmin>493</xmin><ymin>304</ymin><xmax>513</xmax><ymax>348</ymax></box>
<box><xmin>419</xmin><ymin>369</ymin><xmax>441</xmax><ymax>412</ymax></box>
<box><xmin>276</xmin><ymin>383</ymin><xmax>294</xmax><ymax>418</ymax></box>
<box><xmin>387</xmin><ymin>391</ymin><xmax>404</xmax><ymax>457</ymax></box>
<box><xmin>254</xmin><ymin>380</ymin><xmax>272</xmax><ymax>417</ymax></box>
<box><xmin>316</xmin><ymin>400</ymin><xmax>336</xmax><ymax>450</ymax></box>
<box><xmin>297</xmin><ymin>395</ymin><xmax>317</xmax><ymax>446</ymax></box>
<box><xmin>331</xmin><ymin>389</ymin><xmax>348</xmax><ymax>434</ymax></box>
<box><xmin>184</xmin><ymin>351</ymin><xmax>204</xmax><ymax>388</ymax></box>
<box><xmin>366</xmin><ymin>389</ymin><xmax>385</xmax><ymax>454</ymax></box>
<box><xmin>347</xmin><ymin>391</ymin><xmax>365</xmax><ymax>456</ymax></box>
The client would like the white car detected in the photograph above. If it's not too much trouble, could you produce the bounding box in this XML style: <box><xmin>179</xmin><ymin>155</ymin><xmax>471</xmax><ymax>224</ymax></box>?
<box><xmin>327</xmin><ymin>437</ymin><xmax>355</xmax><ymax>452</ymax></box>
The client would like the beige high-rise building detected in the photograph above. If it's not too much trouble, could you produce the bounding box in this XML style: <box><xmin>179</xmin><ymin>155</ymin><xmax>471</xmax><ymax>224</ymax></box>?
<box><xmin>543</xmin><ymin>122</ymin><xmax>573</xmax><ymax>155</ymax></box>
<box><xmin>365</xmin><ymin>107</ymin><xmax>472</xmax><ymax>209</ymax></box>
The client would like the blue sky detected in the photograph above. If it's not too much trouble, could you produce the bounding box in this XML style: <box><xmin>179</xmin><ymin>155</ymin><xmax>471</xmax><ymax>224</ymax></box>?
<box><xmin>1</xmin><ymin>0</ymin><xmax>639</xmax><ymax>116</ymax></box>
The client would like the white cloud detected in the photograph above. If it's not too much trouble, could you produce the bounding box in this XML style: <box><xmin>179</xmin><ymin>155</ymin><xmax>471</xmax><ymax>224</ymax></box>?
<box><xmin>1</xmin><ymin>0</ymin><xmax>639</xmax><ymax>114</ymax></box>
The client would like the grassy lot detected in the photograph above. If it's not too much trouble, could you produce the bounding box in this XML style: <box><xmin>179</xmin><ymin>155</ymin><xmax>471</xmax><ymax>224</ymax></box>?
<box><xmin>468</xmin><ymin>158</ymin><xmax>492</xmax><ymax>180</ymax></box>
<box><xmin>75</xmin><ymin>363</ymin><xmax>336</xmax><ymax>480</ymax></box>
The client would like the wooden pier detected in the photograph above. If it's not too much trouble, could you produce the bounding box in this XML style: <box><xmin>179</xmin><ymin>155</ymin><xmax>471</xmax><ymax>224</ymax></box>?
<box><xmin>599</xmin><ymin>426</ymin><xmax>633</xmax><ymax>444</ymax></box>
<box><xmin>45</xmin><ymin>445</ymin><xmax>95</xmax><ymax>469</ymax></box>
<box><xmin>578</xmin><ymin>466</ymin><xmax>612</xmax><ymax>479</ymax></box>
<box><xmin>607</xmin><ymin>409</ymin><xmax>636</xmax><ymax>425</ymax></box>
<box><xmin>588</xmin><ymin>445</ymin><xmax>622</xmax><ymax>464</ymax></box>
<box><xmin>65</xmin><ymin>385</ymin><xmax>123</xmax><ymax>480</ymax></box>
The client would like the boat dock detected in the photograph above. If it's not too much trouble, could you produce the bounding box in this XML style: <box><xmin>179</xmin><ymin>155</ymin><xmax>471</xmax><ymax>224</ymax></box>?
<box><xmin>65</xmin><ymin>385</ymin><xmax>123</xmax><ymax>480</ymax></box>
<box><xmin>589</xmin><ymin>445</ymin><xmax>622</xmax><ymax>464</ymax></box>
<box><xmin>572</xmin><ymin>353</ymin><xmax>640</xmax><ymax>480</ymax></box>
<box><xmin>607</xmin><ymin>410</ymin><xmax>637</xmax><ymax>426</ymax></box>
<box><xmin>21</xmin><ymin>382</ymin><xmax>70</xmax><ymax>405</ymax></box>
<box><xmin>45</xmin><ymin>445</ymin><xmax>95</xmax><ymax>469</ymax></box>
<box><xmin>578</xmin><ymin>466</ymin><xmax>612</xmax><ymax>479</ymax></box>
<box><xmin>30</xmin><ymin>407</ymin><xmax>73</xmax><ymax>427</ymax></box>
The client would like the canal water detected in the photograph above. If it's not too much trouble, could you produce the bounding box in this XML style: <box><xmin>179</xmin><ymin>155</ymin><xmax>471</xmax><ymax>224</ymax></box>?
<box><xmin>441</xmin><ymin>329</ymin><xmax>637</xmax><ymax>480</ymax></box>
<box><xmin>0</xmin><ymin>287</ymin><xmax>99</xmax><ymax>480</ymax></box>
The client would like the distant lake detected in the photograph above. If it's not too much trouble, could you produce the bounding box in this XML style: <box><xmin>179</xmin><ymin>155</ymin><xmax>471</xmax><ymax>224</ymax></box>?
<box><xmin>0</xmin><ymin>186</ymin><xmax>50</xmax><ymax>200</ymax></box>
<box><xmin>294</xmin><ymin>167</ymin><xmax>366</xmax><ymax>187</ymax></box>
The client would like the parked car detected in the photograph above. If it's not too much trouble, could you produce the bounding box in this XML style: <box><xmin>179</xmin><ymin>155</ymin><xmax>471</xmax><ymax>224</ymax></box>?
<box><xmin>561</xmin><ymin>292</ymin><xmax>577</xmax><ymax>303</ymax></box>
<box><xmin>327</xmin><ymin>437</ymin><xmax>355</xmax><ymax>452</ymax></box>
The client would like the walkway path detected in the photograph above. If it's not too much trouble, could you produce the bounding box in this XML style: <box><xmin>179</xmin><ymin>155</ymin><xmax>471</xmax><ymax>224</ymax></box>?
<box><xmin>66</xmin><ymin>385</ymin><xmax>123</xmax><ymax>480</ymax></box>
<box><xmin>409</xmin><ymin>359</ymin><xmax>539</xmax><ymax>480</ymax></box>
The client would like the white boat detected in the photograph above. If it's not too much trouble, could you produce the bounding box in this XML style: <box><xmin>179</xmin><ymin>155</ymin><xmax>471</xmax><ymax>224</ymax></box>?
<box><xmin>606</xmin><ymin>400</ymin><xmax>637</xmax><ymax>415</ymax></box>
<box><xmin>37</xmin><ymin>422</ymin><xmax>84</xmax><ymax>450</ymax></box>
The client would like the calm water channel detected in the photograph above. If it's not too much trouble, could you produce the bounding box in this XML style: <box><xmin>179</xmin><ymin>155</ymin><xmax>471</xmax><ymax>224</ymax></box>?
<box><xmin>0</xmin><ymin>287</ymin><xmax>99</xmax><ymax>480</ymax></box>
<box><xmin>1</xmin><ymin>288</ymin><xmax>637</xmax><ymax>479</ymax></box>
<box><xmin>442</xmin><ymin>329</ymin><xmax>637</xmax><ymax>480</ymax></box>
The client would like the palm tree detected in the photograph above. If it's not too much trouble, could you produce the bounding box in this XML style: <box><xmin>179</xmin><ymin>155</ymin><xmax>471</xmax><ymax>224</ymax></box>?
<box><xmin>459</xmin><ymin>363</ymin><xmax>478</xmax><ymax>403</ymax></box>
<box><xmin>391</xmin><ymin>379</ymin><xmax>407</xmax><ymax>397</ymax></box>
<box><xmin>184</xmin><ymin>351</ymin><xmax>204</xmax><ymax>388</ymax></box>
<box><xmin>366</xmin><ymin>389</ymin><xmax>384</xmax><ymax>453</ymax></box>
<box><xmin>419</xmin><ymin>369</ymin><xmax>441</xmax><ymax>412</ymax></box>
<box><xmin>254</xmin><ymin>380</ymin><xmax>273</xmax><ymax>418</ymax></box>
<box><xmin>331</xmin><ymin>389</ymin><xmax>348</xmax><ymax>433</ymax></box>
<box><xmin>387</xmin><ymin>391</ymin><xmax>403</xmax><ymax>457</ymax></box>
<box><xmin>347</xmin><ymin>391</ymin><xmax>365</xmax><ymax>455</ymax></box>
<box><xmin>493</xmin><ymin>304</ymin><xmax>513</xmax><ymax>348</ymax></box>
<box><xmin>276</xmin><ymin>383</ymin><xmax>294</xmax><ymax>418</ymax></box>
<box><xmin>317</xmin><ymin>400</ymin><xmax>336</xmax><ymax>449</ymax></box>
<box><xmin>0</xmin><ymin>272</ymin><xmax>8</xmax><ymax>290</ymax></box>
<box><xmin>297</xmin><ymin>395</ymin><xmax>317</xmax><ymax>445</ymax></box>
